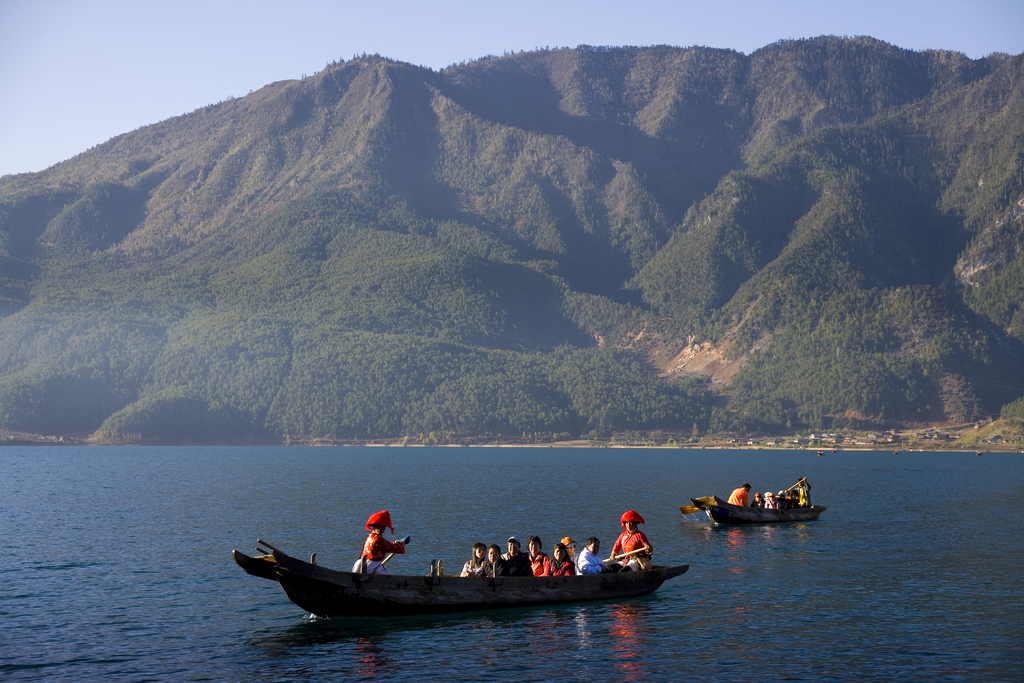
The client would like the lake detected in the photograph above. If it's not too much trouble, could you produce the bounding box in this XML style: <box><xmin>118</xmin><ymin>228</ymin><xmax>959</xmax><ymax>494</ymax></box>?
<box><xmin>2</xmin><ymin>446</ymin><xmax>1022</xmax><ymax>681</ymax></box>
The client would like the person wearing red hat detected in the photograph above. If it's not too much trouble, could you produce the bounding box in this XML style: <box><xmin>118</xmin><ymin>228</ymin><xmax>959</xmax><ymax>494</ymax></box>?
<box><xmin>351</xmin><ymin>510</ymin><xmax>410</xmax><ymax>575</ymax></box>
<box><xmin>609</xmin><ymin>510</ymin><xmax>653</xmax><ymax>572</ymax></box>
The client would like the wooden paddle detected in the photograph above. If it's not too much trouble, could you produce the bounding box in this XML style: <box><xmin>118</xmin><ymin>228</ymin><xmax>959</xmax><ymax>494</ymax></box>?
<box><xmin>785</xmin><ymin>478</ymin><xmax>807</xmax><ymax>493</ymax></box>
<box><xmin>679</xmin><ymin>505</ymin><xmax>700</xmax><ymax>514</ymax></box>
<box><xmin>603</xmin><ymin>547</ymin><xmax>651</xmax><ymax>564</ymax></box>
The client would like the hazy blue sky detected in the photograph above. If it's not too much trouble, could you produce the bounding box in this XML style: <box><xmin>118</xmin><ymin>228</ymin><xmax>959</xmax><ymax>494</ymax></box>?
<box><xmin>2</xmin><ymin>0</ymin><xmax>1022</xmax><ymax>177</ymax></box>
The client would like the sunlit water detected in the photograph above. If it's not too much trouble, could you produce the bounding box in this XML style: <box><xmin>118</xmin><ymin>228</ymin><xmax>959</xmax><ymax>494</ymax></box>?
<box><xmin>1</xmin><ymin>446</ymin><xmax>1022</xmax><ymax>681</ymax></box>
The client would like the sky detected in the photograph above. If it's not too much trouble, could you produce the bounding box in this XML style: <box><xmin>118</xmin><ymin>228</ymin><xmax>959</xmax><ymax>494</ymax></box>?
<box><xmin>2</xmin><ymin>0</ymin><xmax>1023</xmax><ymax>178</ymax></box>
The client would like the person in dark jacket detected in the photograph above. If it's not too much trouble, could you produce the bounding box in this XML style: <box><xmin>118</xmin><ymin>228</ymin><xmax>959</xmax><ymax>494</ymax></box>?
<box><xmin>483</xmin><ymin>544</ymin><xmax>506</xmax><ymax>577</ymax></box>
<box><xmin>502</xmin><ymin>536</ymin><xmax>533</xmax><ymax>576</ymax></box>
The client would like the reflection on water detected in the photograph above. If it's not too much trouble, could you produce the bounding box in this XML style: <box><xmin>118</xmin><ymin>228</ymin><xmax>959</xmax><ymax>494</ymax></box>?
<box><xmin>724</xmin><ymin>526</ymin><xmax>747</xmax><ymax>574</ymax></box>
<box><xmin>250</xmin><ymin>603</ymin><xmax>618</xmax><ymax>679</ymax></box>
<box><xmin>609</xmin><ymin>603</ymin><xmax>651</xmax><ymax>681</ymax></box>
<box><xmin>248</xmin><ymin>600</ymin><xmax>667</xmax><ymax>680</ymax></box>
<box><xmin>521</xmin><ymin>607</ymin><xmax>582</xmax><ymax>658</ymax></box>
<box><xmin>354</xmin><ymin>637</ymin><xmax>390</xmax><ymax>678</ymax></box>
<box><xmin>573</xmin><ymin>606</ymin><xmax>595</xmax><ymax>652</ymax></box>
<box><xmin>252</xmin><ymin>611</ymin><xmax>476</xmax><ymax>651</ymax></box>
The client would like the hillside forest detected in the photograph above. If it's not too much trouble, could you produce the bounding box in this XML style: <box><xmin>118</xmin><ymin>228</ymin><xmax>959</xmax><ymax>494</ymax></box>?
<box><xmin>2</xmin><ymin>37</ymin><xmax>1024</xmax><ymax>443</ymax></box>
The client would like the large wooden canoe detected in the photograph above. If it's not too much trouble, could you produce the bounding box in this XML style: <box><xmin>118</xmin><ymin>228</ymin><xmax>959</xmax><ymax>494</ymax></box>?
<box><xmin>685</xmin><ymin>495</ymin><xmax>827</xmax><ymax>524</ymax></box>
<box><xmin>233</xmin><ymin>544</ymin><xmax>689</xmax><ymax>618</ymax></box>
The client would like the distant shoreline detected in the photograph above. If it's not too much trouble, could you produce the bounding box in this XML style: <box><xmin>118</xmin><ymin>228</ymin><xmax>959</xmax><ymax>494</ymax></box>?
<box><xmin>2</xmin><ymin>433</ymin><xmax>1020</xmax><ymax>452</ymax></box>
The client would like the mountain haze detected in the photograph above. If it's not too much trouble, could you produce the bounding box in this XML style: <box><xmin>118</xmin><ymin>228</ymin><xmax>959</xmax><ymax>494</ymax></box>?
<box><xmin>2</xmin><ymin>37</ymin><xmax>1023</xmax><ymax>442</ymax></box>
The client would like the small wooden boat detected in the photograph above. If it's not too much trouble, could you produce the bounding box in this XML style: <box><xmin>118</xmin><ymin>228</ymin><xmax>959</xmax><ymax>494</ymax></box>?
<box><xmin>233</xmin><ymin>542</ymin><xmax>689</xmax><ymax>618</ymax></box>
<box><xmin>684</xmin><ymin>495</ymin><xmax>827</xmax><ymax>524</ymax></box>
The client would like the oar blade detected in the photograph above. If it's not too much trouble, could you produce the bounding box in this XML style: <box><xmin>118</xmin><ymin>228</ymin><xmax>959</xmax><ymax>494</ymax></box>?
<box><xmin>679</xmin><ymin>505</ymin><xmax>700</xmax><ymax>514</ymax></box>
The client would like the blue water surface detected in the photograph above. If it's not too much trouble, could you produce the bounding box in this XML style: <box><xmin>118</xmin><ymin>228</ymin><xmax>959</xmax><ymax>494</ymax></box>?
<box><xmin>1</xmin><ymin>446</ymin><xmax>1022</xmax><ymax>681</ymax></box>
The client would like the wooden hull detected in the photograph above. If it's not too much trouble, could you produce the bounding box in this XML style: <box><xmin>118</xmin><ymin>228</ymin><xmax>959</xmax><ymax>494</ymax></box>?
<box><xmin>688</xmin><ymin>496</ymin><xmax>826</xmax><ymax>524</ymax></box>
<box><xmin>233</xmin><ymin>547</ymin><xmax>688</xmax><ymax>618</ymax></box>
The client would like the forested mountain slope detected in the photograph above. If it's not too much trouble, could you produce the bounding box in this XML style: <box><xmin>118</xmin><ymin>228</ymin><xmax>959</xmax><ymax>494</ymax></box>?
<box><xmin>1</xmin><ymin>37</ymin><xmax>1022</xmax><ymax>441</ymax></box>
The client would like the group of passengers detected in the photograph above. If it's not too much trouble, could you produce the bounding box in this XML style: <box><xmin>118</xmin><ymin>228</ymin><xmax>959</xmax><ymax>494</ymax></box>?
<box><xmin>460</xmin><ymin>510</ymin><xmax>654</xmax><ymax>578</ymax></box>
<box><xmin>460</xmin><ymin>537</ymin><xmax>581</xmax><ymax>577</ymax></box>
<box><xmin>729</xmin><ymin>477</ymin><xmax>812</xmax><ymax>509</ymax></box>
<box><xmin>354</xmin><ymin>509</ymin><xmax>654</xmax><ymax>577</ymax></box>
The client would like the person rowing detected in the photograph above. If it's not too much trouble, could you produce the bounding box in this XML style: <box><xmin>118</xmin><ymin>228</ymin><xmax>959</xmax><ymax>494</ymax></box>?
<box><xmin>787</xmin><ymin>477</ymin><xmax>812</xmax><ymax>507</ymax></box>
<box><xmin>351</xmin><ymin>510</ymin><xmax>410</xmax><ymax>575</ymax></box>
<box><xmin>608</xmin><ymin>510</ymin><xmax>653</xmax><ymax>572</ymax></box>
<box><xmin>728</xmin><ymin>483</ymin><xmax>751</xmax><ymax>506</ymax></box>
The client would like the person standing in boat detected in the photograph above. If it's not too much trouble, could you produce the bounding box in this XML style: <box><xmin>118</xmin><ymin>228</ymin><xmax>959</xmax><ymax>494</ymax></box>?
<box><xmin>792</xmin><ymin>477</ymin><xmax>812</xmax><ymax>507</ymax></box>
<box><xmin>352</xmin><ymin>510</ymin><xmax>410</xmax><ymax>575</ymax></box>
<box><xmin>728</xmin><ymin>483</ymin><xmax>751</xmax><ymax>506</ymax></box>
<box><xmin>609</xmin><ymin>511</ymin><xmax>653</xmax><ymax>571</ymax></box>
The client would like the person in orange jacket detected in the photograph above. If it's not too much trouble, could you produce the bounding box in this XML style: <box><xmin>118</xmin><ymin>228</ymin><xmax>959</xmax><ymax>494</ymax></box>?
<box><xmin>609</xmin><ymin>510</ymin><xmax>653</xmax><ymax>571</ymax></box>
<box><xmin>351</xmin><ymin>510</ymin><xmax>410</xmax><ymax>575</ymax></box>
<box><xmin>728</xmin><ymin>483</ymin><xmax>751</xmax><ymax>506</ymax></box>
<box><xmin>527</xmin><ymin>536</ymin><xmax>550</xmax><ymax>577</ymax></box>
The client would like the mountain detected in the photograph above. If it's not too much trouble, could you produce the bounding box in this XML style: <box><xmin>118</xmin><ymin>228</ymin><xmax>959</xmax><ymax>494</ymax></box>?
<box><xmin>1</xmin><ymin>37</ymin><xmax>1023</xmax><ymax>442</ymax></box>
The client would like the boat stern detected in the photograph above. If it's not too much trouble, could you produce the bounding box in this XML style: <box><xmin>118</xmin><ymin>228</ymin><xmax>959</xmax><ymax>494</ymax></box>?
<box><xmin>232</xmin><ymin>549</ymin><xmax>280</xmax><ymax>581</ymax></box>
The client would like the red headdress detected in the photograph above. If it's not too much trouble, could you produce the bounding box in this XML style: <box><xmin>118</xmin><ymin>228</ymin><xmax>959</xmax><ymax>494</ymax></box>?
<box><xmin>620</xmin><ymin>510</ymin><xmax>645</xmax><ymax>528</ymax></box>
<box><xmin>365</xmin><ymin>510</ymin><xmax>394</xmax><ymax>533</ymax></box>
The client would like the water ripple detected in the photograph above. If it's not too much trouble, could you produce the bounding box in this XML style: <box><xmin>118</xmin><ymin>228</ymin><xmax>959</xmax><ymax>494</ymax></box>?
<box><xmin>1</xmin><ymin>446</ymin><xmax>1022</xmax><ymax>681</ymax></box>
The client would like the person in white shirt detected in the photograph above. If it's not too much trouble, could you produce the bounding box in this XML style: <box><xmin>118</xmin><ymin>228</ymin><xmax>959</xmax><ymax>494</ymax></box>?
<box><xmin>576</xmin><ymin>537</ymin><xmax>604</xmax><ymax>575</ymax></box>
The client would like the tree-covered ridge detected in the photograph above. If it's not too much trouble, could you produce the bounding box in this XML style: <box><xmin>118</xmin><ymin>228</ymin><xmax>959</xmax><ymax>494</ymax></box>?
<box><xmin>0</xmin><ymin>38</ymin><xmax>1022</xmax><ymax>441</ymax></box>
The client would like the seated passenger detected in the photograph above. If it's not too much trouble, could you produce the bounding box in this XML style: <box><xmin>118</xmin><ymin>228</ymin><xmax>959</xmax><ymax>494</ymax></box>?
<box><xmin>461</xmin><ymin>542</ymin><xmax>487</xmax><ymax>577</ymax></box>
<box><xmin>777</xmin><ymin>491</ymin><xmax>793</xmax><ymax>510</ymax></box>
<box><xmin>483</xmin><ymin>544</ymin><xmax>506</xmax><ymax>577</ymax></box>
<box><xmin>561</xmin><ymin>537</ymin><xmax>578</xmax><ymax>563</ymax></box>
<box><xmin>576</xmin><ymin>537</ymin><xmax>604</xmax><ymax>575</ymax></box>
<box><xmin>502</xmin><ymin>536</ymin><xmax>533</xmax><ymax>576</ymax></box>
<box><xmin>751</xmin><ymin>492</ymin><xmax>765</xmax><ymax>509</ymax></box>
<box><xmin>546</xmin><ymin>542</ymin><xmax>577</xmax><ymax>576</ymax></box>
<box><xmin>527</xmin><ymin>535</ymin><xmax>550</xmax><ymax>577</ymax></box>
<box><xmin>763</xmin><ymin>491</ymin><xmax>779</xmax><ymax>510</ymax></box>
